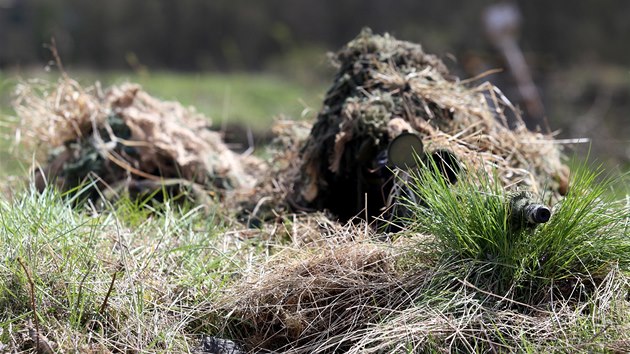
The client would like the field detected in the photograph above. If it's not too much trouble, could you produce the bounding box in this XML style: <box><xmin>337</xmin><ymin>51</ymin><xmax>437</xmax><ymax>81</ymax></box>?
<box><xmin>1</xmin><ymin>69</ymin><xmax>629</xmax><ymax>353</ymax></box>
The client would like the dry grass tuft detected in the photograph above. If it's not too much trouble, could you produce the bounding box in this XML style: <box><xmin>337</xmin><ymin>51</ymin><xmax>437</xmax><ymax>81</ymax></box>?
<box><xmin>215</xmin><ymin>228</ymin><xmax>422</xmax><ymax>352</ymax></box>
<box><xmin>215</xmin><ymin>232</ymin><xmax>630</xmax><ymax>353</ymax></box>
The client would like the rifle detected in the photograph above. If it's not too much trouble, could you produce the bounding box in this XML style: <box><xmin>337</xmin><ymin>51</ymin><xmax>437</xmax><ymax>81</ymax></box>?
<box><xmin>509</xmin><ymin>191</ymin><xmax>551</xmax><ymax>230</ymax></box>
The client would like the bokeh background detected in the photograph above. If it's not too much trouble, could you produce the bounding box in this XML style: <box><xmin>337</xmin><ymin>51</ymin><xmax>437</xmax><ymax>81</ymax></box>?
<box><xmin>1</xmin><ymin>0</ymin><xmax>628</xmax><ymax>173</ymax></box>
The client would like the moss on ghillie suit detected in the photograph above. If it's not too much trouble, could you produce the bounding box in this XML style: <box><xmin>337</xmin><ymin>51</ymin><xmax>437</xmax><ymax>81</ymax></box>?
<box><xmin>292</xmin><ymin>28</ymin><xmax>569</xmax><ymax>222</ymax></box>
<box><xmin>14</xmin><ymin>80</ymin><xmax>263</xmax><ymax>205</ymax></box>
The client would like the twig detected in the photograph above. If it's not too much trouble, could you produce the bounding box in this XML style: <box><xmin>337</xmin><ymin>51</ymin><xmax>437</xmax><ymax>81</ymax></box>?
<box><xmin>364</xmin><ymin>193</ymin><xmax>368</xmax><ymax>236</ymax></box>
<box><xmin>76</xmin><ymin>262</ymin><xmax>94</xmax><ymax>313</ymax></box>
<box><xmin>460</xmin><ymin>68</ymin><xmax>504</xmax><ymax>84</ymax></box>
<box><xmin>48</xmin><ymin>38</ymin><xmax>68</xmax><ymax>80</ymax></box>
<box><xmin>105</xmin><ymin>150</ymin><xmax>163</xmax><ymax>181</ymax></box>
<box><xmin>99</xmin><ymin>270</ymin><xmax>118</xmax><ymax>315</ymax></box>
<box><xmin>579</xmin><ymin>324</ymin><xmax>612</xmax><ymax>349</ymax></box>
<box><xmin>17</xmin><ymin>257</ymin><xmax>40</xmax><ymax>351</ymax></box>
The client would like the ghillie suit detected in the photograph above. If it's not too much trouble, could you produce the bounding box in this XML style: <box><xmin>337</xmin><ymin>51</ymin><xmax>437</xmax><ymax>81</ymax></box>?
<box><xmin>14</xmin><ymin>80</ymin><xmax>263</xmax><ymax>206</ymax></box>
<box><xmin>292</xmin><ymin>28</ymin><xmax>568</xmax><ymax>223</ymax></box>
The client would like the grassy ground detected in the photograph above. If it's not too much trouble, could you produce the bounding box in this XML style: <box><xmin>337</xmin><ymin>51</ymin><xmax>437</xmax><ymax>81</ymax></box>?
<box><xmin>0</xmin><ymin>189</ymin><xmax>239</xmax><ymax>352</ymax></box>
<box><xmin>0</xmin><ymin>163</ymin><xmax>628</xmax><ymax>352</ymax></box>
<box><xmin>0</xmin><ymin>70</ymin><xmax>629</xmax><ymax>352</ymax></box>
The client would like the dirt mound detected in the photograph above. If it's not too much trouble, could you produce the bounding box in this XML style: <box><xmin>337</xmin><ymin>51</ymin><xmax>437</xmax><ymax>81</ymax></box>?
<box><xmin>291</xmin><ymin>28</ymin><xmax>568</xmax><ymax>222</ymax></box>
<box><xmin>13</xmin><ymin>78</ymin><xmax>263</xmax><ymax>204</ymax></box>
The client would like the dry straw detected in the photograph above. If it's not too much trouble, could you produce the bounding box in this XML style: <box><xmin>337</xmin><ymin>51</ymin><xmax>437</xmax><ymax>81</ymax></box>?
<box><xmin>215</xmin><ymin>224</ymin><xmax>416</xmax><ymax>352</ymax></box>
<box><xmin>293</xmin><ymin>28</ymin><xmax>569</xmax><ymax>220</ymax></box>
<box><xmin>214</xmin><ymin>230</ymin><xmax>629</xmax><ymax>353</ymax></box>
<box><xmin>13</xmin><ymin>77</ymin><xmax>264</xmax><ymax>201</ymax></box>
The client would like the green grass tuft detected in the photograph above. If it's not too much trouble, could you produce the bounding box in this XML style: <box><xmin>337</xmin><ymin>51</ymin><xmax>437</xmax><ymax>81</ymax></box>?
<box><xmin>0</xmin><ymin>186</ymin><xmax>242</xmax><ymax>351</ymax></box>
<box><xmin>401</xmin><ymin>160</ymin><xmax>630</xmax><ymax>298</ymax></box>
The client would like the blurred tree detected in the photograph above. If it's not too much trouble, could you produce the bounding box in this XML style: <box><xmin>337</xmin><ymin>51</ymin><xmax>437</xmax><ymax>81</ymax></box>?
<box><xmin>0</xmin><ymin>0</ymin><xmax>626</xmax><ymax>72</ymax></box>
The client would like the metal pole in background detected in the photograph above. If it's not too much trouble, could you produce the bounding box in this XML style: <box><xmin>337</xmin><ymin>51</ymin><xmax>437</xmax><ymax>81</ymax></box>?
<box><xmin>484</xmin><ymin>3</ymin><xmax>548</xmax><ymax>132</ymax></box>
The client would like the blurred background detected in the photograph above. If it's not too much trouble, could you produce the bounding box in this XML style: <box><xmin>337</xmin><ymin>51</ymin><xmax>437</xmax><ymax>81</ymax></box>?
<box><xmin>1</xmin><ymin>0</ymin><xmax>628</xmax><ymax>173</ymax></box>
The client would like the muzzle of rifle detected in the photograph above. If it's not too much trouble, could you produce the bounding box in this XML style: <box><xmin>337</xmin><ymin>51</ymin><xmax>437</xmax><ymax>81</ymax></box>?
<box><xmin>523</xmin><ymin>203</ymin><xmax>551</xmax><ymax>224</ymax></box>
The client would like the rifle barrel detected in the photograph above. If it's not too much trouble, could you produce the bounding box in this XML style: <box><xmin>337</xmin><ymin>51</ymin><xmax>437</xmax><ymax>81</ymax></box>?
<box><xmin>523</xmin><ymin>204</ymin><xmax>551</xmax><ymax>224</ymax></box>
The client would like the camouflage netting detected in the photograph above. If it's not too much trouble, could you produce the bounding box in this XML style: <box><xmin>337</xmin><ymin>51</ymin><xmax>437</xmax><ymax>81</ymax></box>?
<box><xmin>291</xmin><ymin>28</ymin><xmax>569</xmax><ymax>222</ymax></box>
<box><xmin>13</xmin><ymin>78</ymin><xmax>264</xmax><ymax>204</ymax></box>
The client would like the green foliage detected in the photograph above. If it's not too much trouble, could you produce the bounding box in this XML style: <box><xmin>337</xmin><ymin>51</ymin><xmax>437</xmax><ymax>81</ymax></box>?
<box><xmin>0</xmin><ymin>188</ymin><xmax>99</xmax><ymax>328</ymax></box>
<box><xmin>528</xmin><ymin>164</ymin><xmax>630</xmax><ymax>280</ymax></box>
<box><xmin>381</xmin><ymin>163</ymin><xmax>630</xmax><ymax>351</ymax></box>
<box><xmin>402</xmin><ymin>160</ymin><xmax>630</xmax><ymax>297</ymax></box>
<box><xmin>0</xmin><ymin>186</ymin><xmax>238</xmax><ymax>350</ymax></box>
